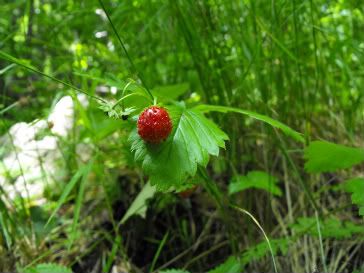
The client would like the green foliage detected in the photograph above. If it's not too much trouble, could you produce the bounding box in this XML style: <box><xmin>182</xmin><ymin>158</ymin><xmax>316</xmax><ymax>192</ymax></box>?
<box><xmin>208</xmin><ymin>256</ymin><xmax>242</xmax><ymax>273</ymax></box>
<box><xmin>129</xmin><ymin>103</ymin><xmax>228</xmax><ymax>191</ymax></box>
<box><xmin>340</xmin><ymin>178</ymin><xmax>364</xmax><ymax>216</ymax></box>
<box><xmin>291</xmin><ymin>217</ymin><xmax>364</xmax><ymax>239</ymax></box>
<box><xmin>194</xmin><ymin>105</ymin><xmax>304</xmax><ymax>142</ymax></box>
<box><xmin>152</xmin><ymin>83</ymin><xmax>190</xmax><ymax>101</ymax></box>
<box><xmin>1</xmin><ymin>0</ymin><xmax>364</xmax><ymax>272</ymax></box>
<box><xmin>229</xmin><ymin>171</ymin><xmax>281</xmax><ymax>196</ymax></box>
<box><xmin>241</xmin><ymin>239</ymin><xmax>289</xmax><ymax>266</ymax></box>
<box><xmin>69</xmin><ymin>160</ymin><xmax>94</xmax><ymax>248</ymax></box>
<box><xmin>120</xmin><ymin>181</ymin><xmax>156</xmax><ymax>224</ymax></box>
<box><xmin>46</xmin><ymin>165</ymin><xmax>89</xmax><ymax>226</ymax></box>
<box><xmin>98</xmin><ymin>100</ymin><xmax>136</xmax><ymax>119</ymax></box>
<box><xmin>304</xmin><ymin>141</ymin><xmax>364</xmax><ymax>173</ymax></box>
<box><xmin>21</xmin><ymin>263</ymin><xmax>72</xmax><ymax>273</ymax></box>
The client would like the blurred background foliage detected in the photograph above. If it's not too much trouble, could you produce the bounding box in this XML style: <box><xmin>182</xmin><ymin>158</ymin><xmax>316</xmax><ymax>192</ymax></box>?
<box><xmin>0</xmin><ymin>0</ymin><xmax>364</xmax><ymax>272</ymax></box>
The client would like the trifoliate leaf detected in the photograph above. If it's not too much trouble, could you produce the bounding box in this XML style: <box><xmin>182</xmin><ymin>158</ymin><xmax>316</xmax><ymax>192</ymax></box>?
<box><xmin>129</xmin><ymin>103</ymin><xmax>228</xmax><ymax>191</ymax></box>
<box><xmin>304</xmin><ymin>141</ymin><xmax>364</xmax><ymax>173</ymax></box>
<box><xmin>228</xmin><ymin>171</ymin><xmax>281</xmax><ymax>196</ymax></box>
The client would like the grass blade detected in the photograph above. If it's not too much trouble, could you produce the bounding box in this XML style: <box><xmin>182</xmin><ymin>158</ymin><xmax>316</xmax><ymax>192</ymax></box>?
<box><xmin>150</xmin><ymin>231</ymin><xmax>169</xmax><ymax>272</ymax></box>
<box><xmin>68</xmin><ymin>159</ymin><xmax>94</xmax><ymax>249</ymax></box>
<box><xmin>231</xmin><ymin>205</ymin><xmax>278</xmax><ymax>273</ymax></box>
<box><xmin>315</xmin><ymin>211</ymin><xmax>328</xmax><ymax>273</ymax></box>
<box><xmin>45</xmin><ymin>165</ymin><xmax>88</xmax><ymax>227</ymax></box>
<box><xmin>195</xmin><ymin>104</ymin><xmax>304</xmax><ymax>143</ymax></box>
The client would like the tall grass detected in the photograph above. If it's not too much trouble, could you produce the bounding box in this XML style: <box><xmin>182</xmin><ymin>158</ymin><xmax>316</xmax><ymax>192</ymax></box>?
<box><xmin>0</xmin><ymin>0</ymin><xmax>363</xmax><ymax>272</ymax></box>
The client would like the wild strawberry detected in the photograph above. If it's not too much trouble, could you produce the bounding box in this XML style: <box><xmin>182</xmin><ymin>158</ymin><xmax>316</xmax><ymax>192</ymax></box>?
<box><xmin>137</xmin><ymin>106</ymin><xmax>172</xmax><ymax>143</ymax></box>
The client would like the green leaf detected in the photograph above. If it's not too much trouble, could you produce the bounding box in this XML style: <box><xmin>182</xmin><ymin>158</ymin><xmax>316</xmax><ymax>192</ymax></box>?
<box><xmin>91</xmin><ymin>116</ymin><xmax>124</xmax><ymax>142</ymax></box>
<box><xmin>120</xmin><ymin>181</ymin><xmax>156</xmax><ymax>225</ymax></box>
<box><xmin>21</xmin><ymin>263</ymin><xmax>72</xmax><ymax>273</ymax></box>
<box><xmin>152</xmin><ymin>83</ymin><xmax>190</xmax><ymax>101</ymax></box>
<box><xmin>341</xmin><ymin>178</ymin><xmax>364</xmax><ymax>216</ymax></box>
<box><xmin>228</xmin><ymin>171</ymin><xmax>281</xmax><ymax>196</ymax></box>
<box><xmin>208</xmin><ymin>256</ymin><xmax>242</xmax><ymax>273</ymax></box>
<box><xmin>68</xmin><ymin>160</ymin><xmax>94</xmax><ymax>248</ymax></box>
<box><xmin>45</xmin><ymin>165</ymin><xmax>88</xmax><ymax>227</ymax></box>
<box><xmin>98</xmin><ymin>100</ymin><xmax>120</xmax><ymax>118</ymax></box>
<box><xmin>194</xmin><ymin>104</ymin><xmax>304</xmax><ymax>142</ymax></box>
<box><xmin>291</xmin><ymin>217</ymin><xmax>364</xmax><ymax>238</ymax></box>
<box><xmin>129</xmin><ymin>103</ymin><xmax>228</xmax><ymax>191</ymax></box>
<box><xmin>240</xmin><ymin>238</ymin><xmax>289</xmax><ymax>267</ymax></box>
<box><xmin>304</xmin><ymin>141</ymin><xmax>364</xmax><ymax>173</ymax></box>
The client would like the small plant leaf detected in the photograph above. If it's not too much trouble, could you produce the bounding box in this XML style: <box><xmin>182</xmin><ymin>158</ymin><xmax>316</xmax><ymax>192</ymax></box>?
<box><xmin>240</xmin><ymin>238</ymin><xmax>289</xmax><ymax>267</ymax></box>
<box><xmin>98</xmin><ymin>100</ymin><xmax>120</xmax><ymax>118</ymax></box>
<box><xmin>120</xmin><ymin>181</ymin><xmax>156</xmax><ymax>225</ymax></box>
<box><xmin>129</xmin><ymin>103</ymin><xmax>228</xmax><ymax>191</ymax></box>
<box><xmin>304</xmin><ymin>141</ymin><xmax>364</xmax><ymax>173</ymax></box>
<box><xmin>152</xmin><ymin>83</ymin><xmax>190</xmax><ymax>101</ymax></box>
<box><xmin>341</xmin><ymin>177</ymin><xmax>364</xmax><ymax>216</ymax></box>
<box><xmin>228</xmin><ymin>171</ymin><xmax>281</xmax><ymax>196</ymax></box>
<box><xmin>208</xmin><ymin>256</ymin><xmax>242</xmax><ymax>273</ymax></box>
<box><xmin>291</xmin><ymin>217</ymin><xmax>364</xmax><ymax>238</ymax></box>
<box><xmin>21</xmin><ymin>263</ymin><xmax>72</xmax><ymax>273</ymax></box>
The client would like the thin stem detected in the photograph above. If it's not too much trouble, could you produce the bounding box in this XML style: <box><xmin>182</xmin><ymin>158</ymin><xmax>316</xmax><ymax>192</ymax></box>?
<box><xmin>0</xmin><ymin>51</ymin><xmax>106</xmax><ymax>103</ymax></box>
<box><xmin>111</xmin><ymin>81</ymin><xmax>133</xmax><ymax>110</ymax></box>
<box><xmin>98</xmin><ymin>0</ymin><xmax>154</xmax><ymax>101</ymax></box>
<box><xmin>0</xmin><ymin>101</ymin><xmax>19</xmax><ymax>115</ymax></box>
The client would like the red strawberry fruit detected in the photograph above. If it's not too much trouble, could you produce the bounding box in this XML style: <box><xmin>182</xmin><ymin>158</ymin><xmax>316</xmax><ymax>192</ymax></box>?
<box><xmin>137</xmin><ymin>106</ymin><xmax>172</xmax><ymax>143</ymax></box>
